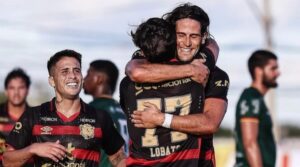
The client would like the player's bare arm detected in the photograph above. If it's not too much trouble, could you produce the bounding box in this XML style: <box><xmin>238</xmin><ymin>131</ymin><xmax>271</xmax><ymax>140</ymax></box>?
<box><xmin>108</xmin><ymin>147</ymin><xmax>126</xmax><ymax>167</ymax></box>
<box><xmin>132</xmin><ymin>98</ymin><xmax>227</xmax><ymax>135</ymax></box>
<box><xmin>3</xmin><ymin>140</ymin><xmax>66</xmax><ymax>167</ymax></box>
<box><xmin>241</xmin><ymin>119</ymin><xmax>263</xmax><ymax>167</ymax></box>
<box><xmin>125</xmin><ymin>58</ymin><xmax>208</xmax><ymax>84</ymax></box>
<box><xmin>125</xmin><ymin>38</ymin><xmax>218</xmax><ymax>84</ymax></box>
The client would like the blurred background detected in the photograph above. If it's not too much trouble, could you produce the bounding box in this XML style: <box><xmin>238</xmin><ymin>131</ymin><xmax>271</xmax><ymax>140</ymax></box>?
<box><xmin>0</xmin><ymin>0</ymin><xmax>299</xmax><ymax>166</ymax></box>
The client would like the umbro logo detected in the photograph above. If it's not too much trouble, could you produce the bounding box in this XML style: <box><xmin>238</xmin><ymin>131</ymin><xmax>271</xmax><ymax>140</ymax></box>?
<box><xmin>41</xmin><ymin>126</ymin><xmax>53</xmax><ymax>134</ymax></box>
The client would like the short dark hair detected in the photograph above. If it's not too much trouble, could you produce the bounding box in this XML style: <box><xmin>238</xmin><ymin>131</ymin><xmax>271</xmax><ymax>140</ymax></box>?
<box><xmin>90</xmin><ymin>60</ymin><xmax>119</xmax><ymax>94</ymax></box>
<box><xmin>47</xmin><ymin>49</ymin><xmax>82</xmax><ymax>75</ymax></box>
<box><xmin>163</xmin><ymin>3</ymin><xmax>210</xmax><ymax>35</ymax></box>
<box><xmin>5</xmin><ymin>68</ymin><xmax>31</xmax><ymax>89</ymax></box>
<box><xmin>131</xmin><ymin>17</ymin><xmax>176</xmax><ymax>63</ymax></box>
<box><xmin>248</xmin><ymin>49</ymin><xmax>278</xmax><ymax>79</ymax></box>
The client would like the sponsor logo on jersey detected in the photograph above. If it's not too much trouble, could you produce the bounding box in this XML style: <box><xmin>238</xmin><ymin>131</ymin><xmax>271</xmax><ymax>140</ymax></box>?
<box><xmin>79</xmin><ymin>124</ymin><xmax>95</xmax><ymax>140</ymax></box>
<box><xmin>41</xmin><ymin>126</ymin><xmax>53</xmax><ymax>134</ymax></box>
<box><xmin>42</xmin><ymin>162</ymin><xmax>85</xmax><ymax>167</ymax></box>
<box><xmin>0</xmin><ymin>117</ymin><xmax>9</xmax><ymax>122</ymax></box>
<box><xmin>80</xmin><ymin>118</ymin><xmax>95</xmax><ymax>123</ymax></box>
<box><xmin>41</xmin><ymin>117</ymin><xmax>58</xmax><ymax>122</ymax></box>
<box><xmin>135</xmin><ymin>78</ymin><xmax>192</xmax><ymax>95</ymax></box>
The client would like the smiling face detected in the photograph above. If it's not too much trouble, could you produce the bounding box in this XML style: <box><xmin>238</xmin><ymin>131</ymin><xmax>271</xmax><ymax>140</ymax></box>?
<box><xmin>49</xmin><ymin>56</ymin><xmax>83</xmax><ymax>100</ymax></box>
<box><xmin>176</xmin><ymin>18</ymin><xmax>203</xmax><ymax>62</ymax></box>
<box><xmin>5</xmin><ymin>77</ymin><xmax>29</xmax><ymax>107</ymax></box>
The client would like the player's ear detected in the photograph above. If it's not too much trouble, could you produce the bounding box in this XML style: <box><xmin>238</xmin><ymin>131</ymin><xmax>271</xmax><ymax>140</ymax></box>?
<box><xmin>254</xmin><ymin>67</ymin><xmax>263</xmax><ymax>79</ymax></box>
<box><xmin>96</xmin><ymin>73</ymin><xmax>105</xmax><ymax>85</ymax></box>
<box><xmin>48</xmin><ymin>76</ymin><xmax>55</xmax><ymax>88</ymax></box>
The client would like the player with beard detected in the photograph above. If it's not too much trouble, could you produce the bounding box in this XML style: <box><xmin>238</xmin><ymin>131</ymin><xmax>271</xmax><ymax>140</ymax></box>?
<box><xmin>0</xmin><ymin>68</ymin><xmax>31</xmax><ymax>166</ymax></box>
<box><xmin>234</xmin><ymin>50</ymin><xmax>280</xmax><ymax>167</ymax></box>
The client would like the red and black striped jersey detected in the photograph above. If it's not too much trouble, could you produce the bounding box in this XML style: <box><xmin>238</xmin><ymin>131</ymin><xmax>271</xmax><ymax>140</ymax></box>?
<box><xmin>0</xmin><ymin>102</ymin><xmax>32</xmax><ymax>166</ymax></box>
<box><xmin>120</xmin><ymin>75</ymin><xmax>204</xmax><ymax>167</ymax></box>
<box><xmin>6</xmin><ymin>98</ymin><xmax>124</xmax><ymax>167</ymax></box>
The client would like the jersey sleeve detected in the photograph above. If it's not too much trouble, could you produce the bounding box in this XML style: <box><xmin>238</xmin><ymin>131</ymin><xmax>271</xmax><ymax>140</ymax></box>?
<box><xmin>6</xmin><ymin>107</ymin><xmax>34</xmax><ymax>149</ymax></box>
<box><xmin>100</xmin><ymin>110</ymin><xmax>125</xmax><ymax>155</ymax></box>
<box><xmin>205</xmin><ymin>67</ymin><xmax>230</xmax><ymax>101</ymax></box>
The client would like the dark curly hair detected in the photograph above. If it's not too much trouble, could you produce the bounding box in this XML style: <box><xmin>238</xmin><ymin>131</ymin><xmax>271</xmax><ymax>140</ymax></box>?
<box><xmin>131</xmin><ymin>17</ymin><xmax>176</xmax><ymax>63</ymax></box>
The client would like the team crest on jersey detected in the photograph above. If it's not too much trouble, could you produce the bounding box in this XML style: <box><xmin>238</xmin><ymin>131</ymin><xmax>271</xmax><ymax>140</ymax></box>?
<box><xmin>79</xmin><ymin>124</ymin><xmax>95</xmax><ymax>140</ymax></box>
<box><xmin>41</xmin><ymin>126</ymin><xmax>53</xmax><ymax>134</ymax></box>
<box><xmin>15</xmin><ymin>122</ymin><xmax>22</xmax><ymax>130</ymax></box>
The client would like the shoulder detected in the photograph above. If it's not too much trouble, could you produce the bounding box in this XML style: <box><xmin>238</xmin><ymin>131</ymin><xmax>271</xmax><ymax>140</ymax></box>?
<box><xmin>240</xmin><ymin>87</ymin><xmax>261</xmax><ymax>99</ymax></box>
<box><xmin>206</xmin><ymin>67</ymin><xmax>230</xmax><ymax>90</ymax></box>
<box><xmin>212</xmin><ymin>67</ymin><xmax>229</xmax><ymax>81</ymax></box>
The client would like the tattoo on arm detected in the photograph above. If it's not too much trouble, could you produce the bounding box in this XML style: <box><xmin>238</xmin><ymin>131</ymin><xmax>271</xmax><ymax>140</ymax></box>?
<box><xmin>110</xmin><ymin>151</ymin><xmax>126</xmax><ymax>167</ymax></box>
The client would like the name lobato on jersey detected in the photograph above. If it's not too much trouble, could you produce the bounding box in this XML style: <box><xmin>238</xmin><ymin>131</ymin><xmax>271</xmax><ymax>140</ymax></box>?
<box><xmin>6</xmin><ymin>98</ymin><xmax>124</xmax><ymax>167</ymax></box>
<box><xmin>120</xmin><ymin>76</ymin><xmax>204</xmax><ymax>167</ymax></box>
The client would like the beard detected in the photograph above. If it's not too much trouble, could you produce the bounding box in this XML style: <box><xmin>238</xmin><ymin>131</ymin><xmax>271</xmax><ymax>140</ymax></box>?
<box><xmin>262</xmin><ymin>74</ymin><xmax>278</xmax><ymax>88</ymax></box>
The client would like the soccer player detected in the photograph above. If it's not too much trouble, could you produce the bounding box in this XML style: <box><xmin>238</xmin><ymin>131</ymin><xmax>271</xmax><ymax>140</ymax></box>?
<box><xmin>0</xmin><ymin>68</ymin><xmax>31</xmax><ymax>165</ymax></box>
<box><xmin>3</xmin><ymin>50</ymin><xmax>126</xmax><ymax>167</ymax></box>
<box><xmin>83</xmin><ymin>60</ymin><xmax>129</xmax><ymax>167</ymax></box>
<box><xmin>126</xmin><ymin>3</ymin><xmax>229</xmax><ymax>167</ymax></box>
<box><xmin>121</xmin><ymin>17</ymin><xmax>204</xmax><ymax>166</ymax></box>
<box><xmin>235</xmin><ymin>50</ymin><xmax>279</xmax><ymax>167</ymax></box>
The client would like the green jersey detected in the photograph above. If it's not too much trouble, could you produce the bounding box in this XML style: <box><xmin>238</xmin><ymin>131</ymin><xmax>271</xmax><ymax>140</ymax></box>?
<box><xmin>89</xmin><ymin>97</ymin><xmax>129</xmax><ymax>167</ymax></box>
<box><xmin>235</xmin><ymin>87</ymin><xmax>276</xmax><ymax>167</ymax></box>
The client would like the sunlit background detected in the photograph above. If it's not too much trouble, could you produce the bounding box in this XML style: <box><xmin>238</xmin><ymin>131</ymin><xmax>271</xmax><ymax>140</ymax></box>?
<box><xmin>0</xmin><ymin>0</ymin><xmax>299</xmax><ymax>166</ymax></box>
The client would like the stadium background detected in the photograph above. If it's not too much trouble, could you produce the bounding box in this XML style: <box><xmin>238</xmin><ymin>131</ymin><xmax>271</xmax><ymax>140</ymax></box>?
<box><xmin>0</xmin><ymin>1</ymin><xmax>299</xmax><ymax>166</ymax></box>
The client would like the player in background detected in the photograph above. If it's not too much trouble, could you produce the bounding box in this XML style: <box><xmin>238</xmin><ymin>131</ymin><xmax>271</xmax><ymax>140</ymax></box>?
<box><xmin>235</xmin><ymin>50</ymin><xmax>279</xmax><ymax>167</ymax></box>
<box><xmin>83</xmin><ymin>60</ymin><xmax>129</xmax><ymax>167</ymax></box>
<box><xmin>0</xmin><ymin>68</ymin><xmax>31</xmax><ymax>166</ymax></box>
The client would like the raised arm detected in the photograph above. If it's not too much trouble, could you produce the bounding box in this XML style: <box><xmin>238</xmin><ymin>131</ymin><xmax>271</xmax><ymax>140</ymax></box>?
<box><xmin>205</xmin><ymin>38</ymin><xmax>219</xmax><ymax>61</ymax></box>
<box><xmin>125</xmin><ymin>58</ymin><xmax>208</xmax><ymax>83</ymax></box>
<box><xmin>126</xmin><ymin>39</ymin><xmax>218</xmax><ymax>84</ymax></box>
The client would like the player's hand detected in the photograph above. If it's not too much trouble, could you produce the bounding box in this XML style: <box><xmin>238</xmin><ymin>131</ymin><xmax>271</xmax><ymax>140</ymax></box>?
<box><xmin>131</xmin><ymin>102</ymin><xmax>164</xmax><ymax>128</ymax></box>
<box><xmin>190</xmin><ymin>59</ymin><xmax>209</xmax><ymax>85</ymax></box>
<box><xmin>29</xmin><ymin>140</ymin><xmax>66</xmax><ymax>162</ymax></box>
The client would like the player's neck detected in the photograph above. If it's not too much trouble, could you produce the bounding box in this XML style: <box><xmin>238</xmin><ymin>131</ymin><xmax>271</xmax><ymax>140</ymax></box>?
<box><xmin>7</xmin><ymin>102</ymin><xmax>26</xmax><ymax>120</ymax></box>
<box><xmin>93</xmin><ymin>86</ymin><xmax>112</xmax><ymax>99</ymax></box>
<box><xmin>93</xmin><ymin>94</ymin><xmax>112</xmax><ymax>99</ymax></box>
<box><xmin>251</xmin><ymin>81</ymin><xmax>268</xmax><ymax>95</ymax></box>
<box><xmin>55</xmin><ymin>98</ymin><xmax>81</xmax><ymax>118</ymax></box>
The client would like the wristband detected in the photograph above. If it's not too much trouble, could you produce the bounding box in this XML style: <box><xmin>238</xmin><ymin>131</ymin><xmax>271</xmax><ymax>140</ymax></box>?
<box><xmin>162</xmin><ymin>113</ymin><xmax>173</xmax><ymax>128</ymax></box>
